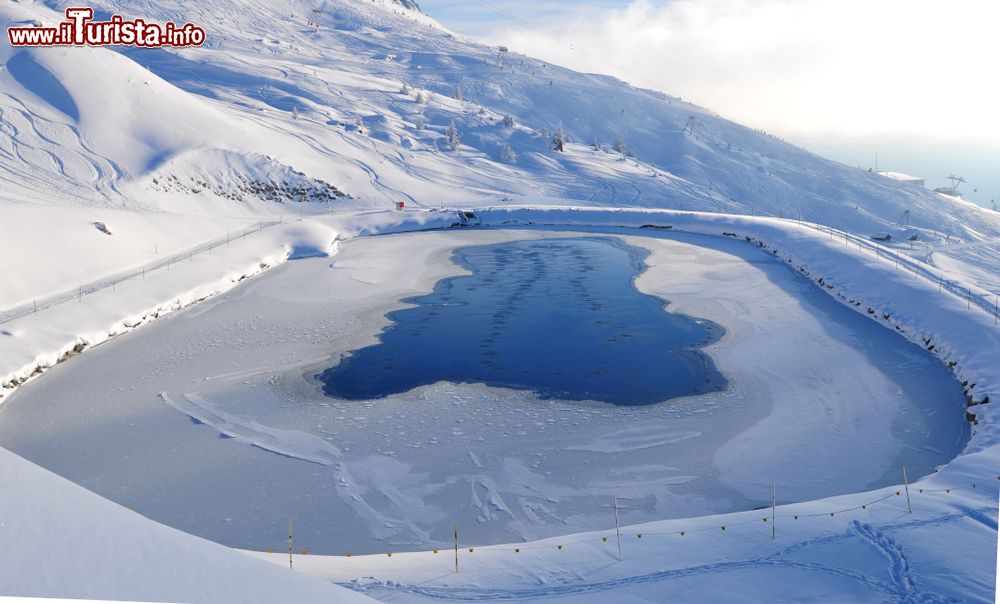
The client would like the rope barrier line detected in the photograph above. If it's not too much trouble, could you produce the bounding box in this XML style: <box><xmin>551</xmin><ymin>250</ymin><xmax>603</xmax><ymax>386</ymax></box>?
<box><xmin>795</xmin><ymin>219</ymin><xmax>999</xmax><ymax>325</ymax></box>
<box><xmin>919</xmin><ymin>483</ymin><xmax>981</xmax><ymax>494</ymax></box>
<box><xmin>270</xmin><ymin>478</ymin><xmax>997</xmax><ymax>559</ymax></box>
<box><xmin>779</xmin><ymin>493</ymin><xmax>897</xmax><ymax>520</ymax></box>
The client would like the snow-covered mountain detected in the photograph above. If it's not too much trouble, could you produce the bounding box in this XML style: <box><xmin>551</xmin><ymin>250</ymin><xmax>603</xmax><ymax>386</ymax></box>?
<box><xmin>3</xmin><ymin>0</ymin><xmax>998</xmax><ymax>243</ymax></box>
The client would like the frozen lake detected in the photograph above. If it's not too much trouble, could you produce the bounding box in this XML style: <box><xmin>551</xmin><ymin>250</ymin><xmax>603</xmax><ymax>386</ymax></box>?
<box><xmin>0</xmin><ymin>228</ymin><xmax>969</xmax><ymax>555</ymax></box>
<box><xmin>321</xmin><ymin>237</ymin><xmax>724</xmax><ymax>405</ymax></box>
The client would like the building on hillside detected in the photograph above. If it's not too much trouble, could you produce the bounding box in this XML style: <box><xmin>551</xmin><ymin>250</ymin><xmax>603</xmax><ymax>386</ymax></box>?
<box><xmin>877</xmin><ymin>171</ymin><xmax>925</xmax><ymax>187</ymax></box>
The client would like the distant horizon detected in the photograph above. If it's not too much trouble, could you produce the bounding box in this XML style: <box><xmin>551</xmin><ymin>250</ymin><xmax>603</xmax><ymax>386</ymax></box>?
<box><xmin>420</xmin><ymin>0</ymin><xmax>999</xmax><ymax>210</ymax></box>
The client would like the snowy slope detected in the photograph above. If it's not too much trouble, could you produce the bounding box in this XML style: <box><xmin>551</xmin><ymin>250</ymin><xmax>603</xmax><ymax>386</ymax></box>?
<box><xmin>0</xmin><ymin>444</ymin><xmax>376</xmax><ymax>603</ymax></box>
<box><xmin>3</xmin><ymin>0</ymin><xmax>999</xmax><ymax>316</ymax></box>
<box><xmin>3</xmin><ymin>0</ymin><xmax>999</xmax><ymax>235</ymax></box>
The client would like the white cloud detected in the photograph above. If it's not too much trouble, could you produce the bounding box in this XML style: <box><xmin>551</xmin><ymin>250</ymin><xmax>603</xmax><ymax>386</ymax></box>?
<box><xmin>480</xmin><ymin>0</ymin><xmax>1000</xmax><ymax>145</ymax></box>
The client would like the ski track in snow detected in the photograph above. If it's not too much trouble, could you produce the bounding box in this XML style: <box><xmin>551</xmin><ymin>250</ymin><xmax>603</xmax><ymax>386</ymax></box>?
<box><xmin>347</xmin><ymin>508</ymin><xmax>992</xmax><ymax>601</ymax></box>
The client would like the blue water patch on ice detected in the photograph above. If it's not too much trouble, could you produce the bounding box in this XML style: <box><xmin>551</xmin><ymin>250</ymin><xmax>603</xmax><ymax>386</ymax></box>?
<box><xmin>319</xmin><ymin>237</ymin><xmax>725</xmax><ymax>405</ymax></box>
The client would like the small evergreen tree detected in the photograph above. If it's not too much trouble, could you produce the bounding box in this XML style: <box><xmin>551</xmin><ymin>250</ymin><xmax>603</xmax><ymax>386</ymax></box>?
<box><xmin>612</xmin><ymin>136</ymin><xmax>627</xmax><ymax>155</ymax></box>
<box><xmin>501</xmin><ymin>144</ymin><xmax>517</xmax><ymax>163</ymax></box>
<box><xmin>453</xmin><ymin>85</ymin><xmax>463</xmax><ymax>101</ymax></box>
<box><xmin>415</xmin><ymin>115</ymin><xmax>425</xmax><ymax>130</ymax></box>
<box><xmin>592</xmin><ymin>138</ymin><xmax>603</xmax><ymax>152</ymax></box>
<box><xmin>551</xmin><ymin>122</ymin><xmax>566</xmax><ymax>152</ymax></box>
<box><xmin>415</xmin><ymin>91</ymin><xmax>426</xmax><ymax>104</ymax></box>
<box><xmin>502</xmin><ymin>114</ymin><xmax>515</xmax><ymax>127</ymax></box>
<box><xmin>446</xmin><ymin>120</ymin><xmax>461</xmax><ymax>151</ymax></box>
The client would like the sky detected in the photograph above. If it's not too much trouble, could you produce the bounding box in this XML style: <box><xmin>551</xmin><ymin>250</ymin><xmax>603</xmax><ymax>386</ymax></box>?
<box><xmin>419</xmin><ymin>0</ymin><xmax>1000</xmax><ymax>209</ymax></box>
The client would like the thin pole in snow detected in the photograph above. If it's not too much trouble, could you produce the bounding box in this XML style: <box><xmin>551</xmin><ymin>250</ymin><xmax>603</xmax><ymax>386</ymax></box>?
<box><xmin>32</xmin><ymin>299</ymin><xmax>36</xmax><ymax>314</ymax></box>
<box><xmin>78</xmin><ymin>285</ymin><xmax>82</xmax><ymax>302</ymax></box>
<box><xmin>771</xmin><ymin>481</ymin><xmax>776</xmax><ymax>539</ymax></box>
<box><xmin>994</xmin><ymin>296</ymin><xmax>998</xmax><ymax>326</ymax></box>
<box><xmin>288</xmin><ymin>519</ymin><xmax>294</xmax><ymax>570</ymax></box>
<box><xmin>613</xmin><ymin>496</ymin><xmax>623</xmax><ymax>561</ymax></box>
<box><xmin>969</xmin><ymin>288</ymin><xmax>972</xmax><ymax>310</ymax></box>
<box><xmin>454</xmin><ymin>524</ymin><xmax>459</xmax><ymax>573</ymax></box>
<box><xmin>902</xmin><ymin>466</ymin><xmax>912</xmax><ymax>513</ymax></box>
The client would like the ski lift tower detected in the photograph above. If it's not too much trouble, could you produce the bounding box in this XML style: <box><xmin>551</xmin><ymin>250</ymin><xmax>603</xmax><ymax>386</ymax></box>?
<box><xmin>947</xmin><ymin>175</ymin><xmax>966</xmax><ymax>193</ymax></box>
<box><xmin>682</xmin><ymin>115</ymin><xmax>697</xmax><ymax>135</ymax></box>
<box><xmin>495</xmin><ymin>46</ymin><xmax>509</xmax><ymax>70</ymax></box>
<box><xmin>934</xmin><ymin>175</ymin><xmax>967</xmax><ymax>197</ymax></box>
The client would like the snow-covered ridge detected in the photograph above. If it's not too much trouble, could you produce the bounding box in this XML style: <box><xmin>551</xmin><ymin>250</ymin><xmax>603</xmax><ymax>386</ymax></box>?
<box><xmin>144</xmin><ymin>149</ymin><xmax>349</xmax><ymax>204</ymax></box>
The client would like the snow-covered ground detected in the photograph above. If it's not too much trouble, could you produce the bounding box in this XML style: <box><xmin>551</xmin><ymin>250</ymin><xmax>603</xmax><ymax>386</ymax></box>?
<box><xmin>0</xmin><ymin>445</ymin><xmax>376</xmax><ymax>603</ymax></box>
<box><xmin>2</xmin><ymin>0</ymin><xmax>999</xmax><ymax>600</ymax></box>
